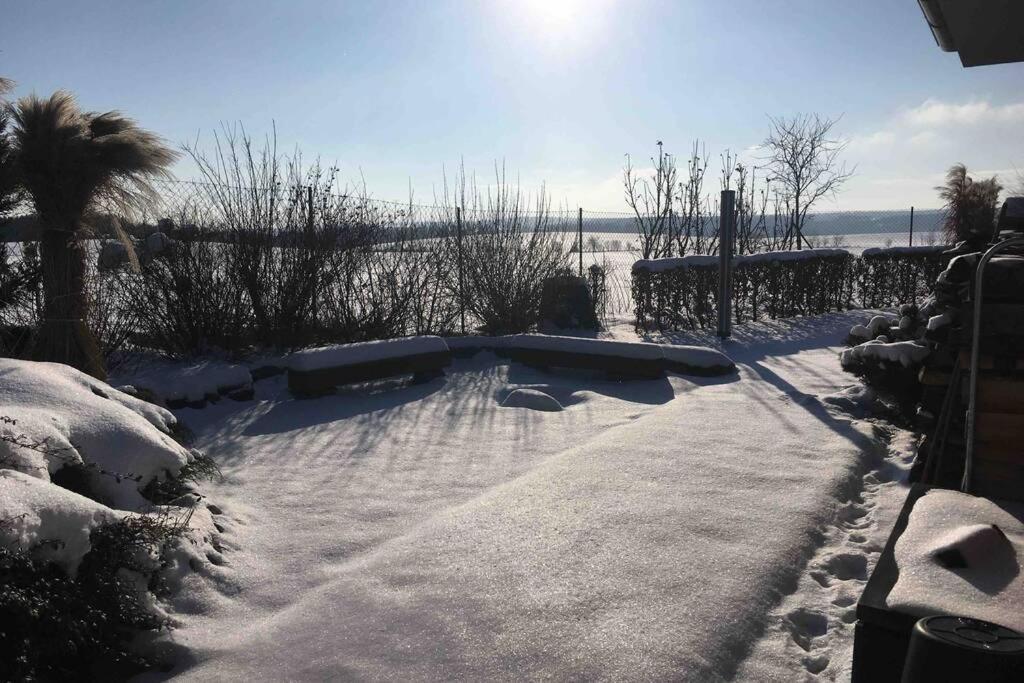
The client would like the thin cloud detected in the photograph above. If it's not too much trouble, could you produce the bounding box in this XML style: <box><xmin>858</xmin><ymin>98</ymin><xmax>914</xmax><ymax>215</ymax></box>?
<box><xmin>903</xmin><ymin>99</ymin><xmax>1024</xmax><ymax>127</ymax></box>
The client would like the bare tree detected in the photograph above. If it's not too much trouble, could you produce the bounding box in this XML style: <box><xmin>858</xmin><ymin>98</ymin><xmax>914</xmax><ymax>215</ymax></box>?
<box><xmin>762</xmin><ymin>114</ymin><xmax>853</xmax><ymax>250</ymax></box>
<box><xmin>674</xmin><ymin>141</ymin><xmax>713</xmax><ymax>255</ymax></box>
<box><xmin>624</xmin><ymin>141</ymin><xmax>676</xmax><ymax>259</ymax></box>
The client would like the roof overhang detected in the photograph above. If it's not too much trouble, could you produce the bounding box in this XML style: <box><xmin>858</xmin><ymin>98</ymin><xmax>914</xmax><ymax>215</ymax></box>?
<box><xmin>918</xmin><ymin>0</ymin><xmax>1024</xmax><ymax>67</ymax></box>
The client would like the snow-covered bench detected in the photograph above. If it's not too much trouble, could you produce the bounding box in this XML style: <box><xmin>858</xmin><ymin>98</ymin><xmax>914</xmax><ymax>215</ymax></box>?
<box><xmin>498</xmin><ymin>335</ymin><xmax>735</xmax><ymax>379</ymax></box>
<box><xmin>287</xmin><ymin>336</ymin><xmax>452</xmax><ymax>396</ymax></box>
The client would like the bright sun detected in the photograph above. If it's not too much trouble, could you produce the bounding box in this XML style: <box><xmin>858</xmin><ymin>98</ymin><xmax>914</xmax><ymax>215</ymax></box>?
<box><xmin>519</xmin><ymin>0</ymin><xmax>593</xmax><ymax>37</ymax></box>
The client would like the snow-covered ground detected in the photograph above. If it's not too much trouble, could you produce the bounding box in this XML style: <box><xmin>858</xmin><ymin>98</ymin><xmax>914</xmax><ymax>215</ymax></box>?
<box><xmin>135</xmin><ymin>310</ymin><xmax>915</xmax><ymax>681</ymax></box>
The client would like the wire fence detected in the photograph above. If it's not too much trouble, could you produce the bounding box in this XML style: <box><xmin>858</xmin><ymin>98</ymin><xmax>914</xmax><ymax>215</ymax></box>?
<box><xmin>2</xmin><ymin>178</ymin><xmax>951</xmax><ymax>319</ymax></box>
<box><xmin>130</xmin><ymin>179</ymin><xmax>947</xmax><ymax>314</ymax></box>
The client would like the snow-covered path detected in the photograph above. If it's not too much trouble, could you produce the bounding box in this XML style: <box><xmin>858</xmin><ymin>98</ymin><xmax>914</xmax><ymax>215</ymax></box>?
<box><xmin>157</xmin><ymin>313</ymin><xmax>897</xmax><ymax>681</ymax></box>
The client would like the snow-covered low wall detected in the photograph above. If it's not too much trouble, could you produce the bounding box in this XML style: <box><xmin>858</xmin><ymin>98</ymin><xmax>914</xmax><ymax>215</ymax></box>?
<box><xmin>284</xmin><ymin>334</ymin><xmax>735</xmax><ymax>394</ymax></box>
<box><xmin>287</xmin><ymin>336</ymin><xmax>453</xmax><ymax>395</ymax></box>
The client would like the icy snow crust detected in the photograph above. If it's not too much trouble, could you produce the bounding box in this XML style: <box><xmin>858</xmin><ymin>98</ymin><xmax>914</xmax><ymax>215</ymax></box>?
<box><xmin>888</xmin><ymin>489</ymin><xmax>1024</xmax><ymax>632</ymax></box>
<box><xmin>0</xmin><ymin>358</ymin><xmax>189</xmax><ymax>509</ymax></box>
<box><xmin>161</xmin><ymin>313</ymin><xmax>882</xmax><ymax>681</ymax></box>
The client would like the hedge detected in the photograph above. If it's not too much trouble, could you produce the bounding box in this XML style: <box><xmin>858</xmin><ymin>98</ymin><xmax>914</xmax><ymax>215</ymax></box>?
<box><xmin>633</xmin><ymin>246</ymin><xmax>948</xmax><ymax>332</ymax></box>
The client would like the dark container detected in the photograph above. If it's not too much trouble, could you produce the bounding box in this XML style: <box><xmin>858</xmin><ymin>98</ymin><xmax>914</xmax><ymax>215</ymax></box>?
<box><xmin>901</xmin><ymin>616</ymin><xmax>1024</xmax><ymax>682</ymax></box>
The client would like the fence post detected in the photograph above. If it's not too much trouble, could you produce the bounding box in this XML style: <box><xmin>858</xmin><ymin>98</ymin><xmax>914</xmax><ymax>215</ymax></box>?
<box><xmin>909</xmin><ymin>205</ymin><xmax>914</xmax><ymax>247</ymax></box>
<box><xmin>578</xmin><ymin>207</ymin><xmax>584</xmax><ymax>278</ymax></box>
<box><xmin>307</xmin><ymin>186</ymin><xmax>314</xmax><ymax>232</ymax></box>
<box><xmin>456</xmin><ymin>206</ymin><xmax>466</xmax><ymax>335</ymax></box>
<box><xmin>718</xmin><ymin>190</ymin><xmax>735</xmax><ymax>339</ymax></box>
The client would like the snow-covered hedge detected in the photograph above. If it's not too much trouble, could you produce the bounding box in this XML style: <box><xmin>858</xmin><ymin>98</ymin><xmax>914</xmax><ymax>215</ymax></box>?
<box><xmin>856</xmin><ymin>245</ymin><xmax>948</xmax><ymax>309</ymax></box>
<box><xmin>633</xmin><ymin>249</ymin><xmax>854</xmax><ymax>331</ymax></box>
<box><xmin>633</xmin><ymin>247</ymin><xmax>950</xmax><ymax>332</ymax></box>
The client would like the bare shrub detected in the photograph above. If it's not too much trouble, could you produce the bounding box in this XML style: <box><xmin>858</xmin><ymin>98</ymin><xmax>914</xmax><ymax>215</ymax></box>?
<box><xmin>183</xmin><ymin>125</ymin><xmax>338</xmax><ymax>351</ymax></box>
<box><xmin>443</xmin><ymin>166</ymin><xmax>569</xmax><ymax>335</ymax></box>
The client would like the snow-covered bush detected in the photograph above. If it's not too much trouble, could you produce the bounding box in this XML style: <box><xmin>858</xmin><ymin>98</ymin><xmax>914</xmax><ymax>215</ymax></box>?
<box><xmin>452</xmin><ymin>177</ymin><xmax>570</xmax><ymax>335</ymax></box>
<box><xmin>0</xmin><ymin>359</ymin><xmax>226</xmax><ymax>679</ymax></box>
<box><xmin>0</xmin><ymin>483</ymin><xmax>185</xmax><ymax>680</ymax></box>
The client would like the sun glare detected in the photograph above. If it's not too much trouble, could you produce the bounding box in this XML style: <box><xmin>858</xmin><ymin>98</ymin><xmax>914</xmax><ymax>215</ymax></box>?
<box><xmin>516</xmin><ymin>0</ymin><xmax>602</xmax><ymax>42</ymax></box>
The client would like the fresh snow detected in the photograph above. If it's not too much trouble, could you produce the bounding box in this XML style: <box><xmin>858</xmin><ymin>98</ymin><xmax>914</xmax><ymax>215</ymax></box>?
<box><xmin>840</xmin><ymin>340</ymin><xmax>930</xmax><ymax>368</ymax></box>
<box><xmin>659</xmin><ymin>343</ymin><xmax>734</xmax><ymax>370</ymax></box>
<box><xmin>287</xmin><ymin>336</ymin><xmax>449</xmax><ymax>372</ymax></box>
<box><xmin>860</xmin><ymin>246</ymin><xmax>945</xmax><ymax>257</ymax></box>
<box><xmin>926</xmin><ymin>312</ymin><xmax>953</xmax><ymax>331</ymax></box>
<box><xmin>118</xmin><ymin>359</ymin><xmax>252</xmax><ymax>405</ymax></box>
<box><xmin>500</xmin><ymin>387</ymin><xmax>564</xmax><ymax>412</ymax></box>
<box><xmin>504</xmin><ymin>333</ymin><xmax>664</xmax><ymax>359</ymax></box>
<box><xmin>0</xmin><ymin>358</ymin><xmax>189</xmax><ymax>509</ymax></box>
<box><xmin>887</xmin><ymin>489</ymin><xmax>1024</xmax><ymax>632</ymax></box>
<box><xmin>503</xmin><ymin>334</ymin><xmax>734</xmax><ymax>371</ymax></box>
<box><xmin>0</xmin><ymin>469</ymin><xmax>120</xmax><ymax>576</ymax></box>
<box><xmin>150</xmin><ymin>310</ymin><xmax>900</xmax><ymax>681</ymax></box>
<box><xmin>633</xmin><ymin>248</ymin><xmax>849</xmax><ymax>273</ymax></box>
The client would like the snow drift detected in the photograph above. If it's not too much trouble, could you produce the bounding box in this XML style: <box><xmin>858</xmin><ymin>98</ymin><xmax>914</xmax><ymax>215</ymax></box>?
<box><xmin>0</xmin><ymin>358</ymin><xmax>190</xmax><ymax>509</ymax></box>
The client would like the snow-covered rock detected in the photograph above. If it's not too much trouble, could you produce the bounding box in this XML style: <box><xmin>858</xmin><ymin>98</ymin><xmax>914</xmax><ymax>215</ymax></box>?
<box><xmin>144</xmin><ymin>230</ymin><xmax>172</xmax><ymax>255</ymax></box>
<box><xmin>119</xmin><ymin>360</ymin><xmax>253</xmax><ymax>407</ymax></box>
<box><xmin>288</xmin><ymin>336</ymin><xmax>450</xmax><ymax>372</ymax></box>
<box><xmin>0</xmin><ymin>469</ymin><xmax>120</xmax><ymax>576</ymax></box>
<box><xmin>0</xmin><ymin>358</ymin><xmax>189</xmax><ymax>509</ymax></box>
<box><xmin>848</xmin><ymin>314</ymin><xmax>898</xmax><ymax>342</ymax></box>
<box><xmin>927</xmin><ymin>312</ymin><xmax>953</xmax><ymax>331</ymax></box>
<box><xmin>500</xmin><ymin>388</ymin><xmax>563</xmax><ymax>412</ymax></box>
<box><xmin>840</xmin><ymin>340</ymin><xmax>930</xmax><ymax>369</ymax></box>
<box><xmin>888</xmin><ymin>489</ymin><xmax>1024</xmax><ymax>632</ymax></box>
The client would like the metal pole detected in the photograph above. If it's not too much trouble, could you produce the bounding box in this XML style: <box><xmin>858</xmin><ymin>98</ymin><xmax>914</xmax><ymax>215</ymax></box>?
<box><xmin>578</xmin><ymin>207</ymin><xmax>584</xmax><ymax>278</ymax></box>
<box><xmin>718</xmin><ymin>190</ymin><xmax>735</xmax><ymax>339</ymax></box>
<box><xmin>456</xmin><ymin>206</ymin><xmax>466</xmax><ymax>335</ymax></box>
<box><xmin>909</xmin><ymin>205</ymin><xmax>914</xmax><ymax>247</ymax></box>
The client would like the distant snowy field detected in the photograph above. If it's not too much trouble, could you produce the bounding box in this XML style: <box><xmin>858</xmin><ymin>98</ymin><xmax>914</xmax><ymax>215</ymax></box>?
<box><xmin>133</xmin><ymin>311</ymin><xmax>914</xmax><ymax>681</ymax></box>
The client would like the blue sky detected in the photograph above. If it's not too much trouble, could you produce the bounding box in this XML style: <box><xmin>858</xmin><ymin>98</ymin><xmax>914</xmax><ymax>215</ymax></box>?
<box><xmin>3</xmin><ymin>0</ymin><xmax>1023</xmax><ymax>210</ymax></box>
